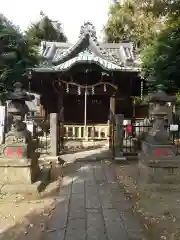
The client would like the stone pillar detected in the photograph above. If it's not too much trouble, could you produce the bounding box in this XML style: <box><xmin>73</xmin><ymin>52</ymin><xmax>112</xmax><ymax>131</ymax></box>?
<box><xmin>50</xmin><ymin>113</ymin><xmax>58</xmax><ymax>157</ymax></box>
<box><xmin>114</xmin><ymin>114</ymin><xmax>126</xmax><ymax>161</ymax></box>
<box><xmin>108</xmin><ymin>96</ymin><xmax>116</xmax><ymax>149</ymax></box>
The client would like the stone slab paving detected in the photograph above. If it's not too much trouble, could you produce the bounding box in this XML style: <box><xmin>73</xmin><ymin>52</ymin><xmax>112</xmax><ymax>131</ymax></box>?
<box><xmin>44</xmin><ymin>162</ymin><xmax>145</xmax><ymax>240</ymax></box>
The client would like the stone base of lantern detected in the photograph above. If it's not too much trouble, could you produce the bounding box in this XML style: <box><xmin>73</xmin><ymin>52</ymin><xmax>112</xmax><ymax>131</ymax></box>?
<box><xmin>141</xmin><ymin>141</ymin><xmax>177</xmax><ymax>157</ymax></box>
<box><xmin>0</xmin><ymin>157</ymin><xmax>50</xmax><ymax>194</ymax></box>
<box><xmin>138</xmin><ymin>152</ymin><xmax>180</xmax><ymax>187</ymax></box>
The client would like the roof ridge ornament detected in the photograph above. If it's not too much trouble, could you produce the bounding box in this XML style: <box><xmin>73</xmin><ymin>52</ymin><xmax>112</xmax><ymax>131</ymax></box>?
<box><xmin>79</xmin><ymin>21</ymin><xmax>97</xmax><ymax>42</ymax></box>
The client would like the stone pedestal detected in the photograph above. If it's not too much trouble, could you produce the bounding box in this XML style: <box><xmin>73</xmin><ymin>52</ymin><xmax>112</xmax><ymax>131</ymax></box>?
<box><xmin>0</xmin><ymin>158</ymin><xmax>39</xmax><ymax>184</ymax></box>
<box><xmin>0</xmin><ymin>135</ymin><xmax>49</xmax><ymax>194</ymax></box>
<box><xmin>138</xmin><ymin>155</ymin><xmax>180</xmax><ymax>185</ymax></box>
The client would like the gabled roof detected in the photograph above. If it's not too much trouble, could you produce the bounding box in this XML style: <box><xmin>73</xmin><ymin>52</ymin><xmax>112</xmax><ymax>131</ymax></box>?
<box><xmin>34</xmin><ymin>50</ymin><xmax>135</xmax><ymax>72</ymax></box>
<box><xmin>34</xmin><ymin>51</ymin><xmax>140</xmax><ymax>73</ymax></box>
<box><xmin>36</xmin><ymin>21</ymin><xmax>140</xmax><ymax>72</ymax></box>
<box><xmin>48</xmin><ymin>34</ymin><xmax>103</xmax><ymax>64</ymax></box>
<box><xmin>53</xmin><ymin>51</ymin><xmax>123</xmax><ymax>71</ymax></box>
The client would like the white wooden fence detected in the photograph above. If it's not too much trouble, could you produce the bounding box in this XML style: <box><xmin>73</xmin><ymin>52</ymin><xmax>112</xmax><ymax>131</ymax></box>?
<box><xmin>63</xmin><ymin>124</ymin><xmax>109</xmax><ymax>140</ymax></box>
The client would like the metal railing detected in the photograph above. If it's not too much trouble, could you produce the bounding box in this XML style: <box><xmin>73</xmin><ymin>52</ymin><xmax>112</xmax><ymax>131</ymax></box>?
<box><xmin>111</xmin><ymin>122</ymin><xmax>180</xmax><ymax>155</ymax></box>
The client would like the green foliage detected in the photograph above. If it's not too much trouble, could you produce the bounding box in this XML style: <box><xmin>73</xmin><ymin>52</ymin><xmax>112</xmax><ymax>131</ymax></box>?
<box><xmin>0</xmin><ymin>12</ymin><xmax>68</xmax><ymax>98</ymax></box>
<box><xmin>111</xmin><ymin>0</ymin><xmax>180</xmax><ymax>92</ymax></box>
<box><xmin>132</xmin><ymin>96</ymin><xmax>142</xmax><ymax>105</ymax></box>
<box><xmin>139</xmin><ymin>0</ymin><xmax>180</xmax><ymax>19</ymax></box>
<box><xmin>104</xmin><ymin>2</ymin><xmax>135</xmax><ymax>43</ymax></box>
<box><xmin>176</xmin><ymin>92</ymin><xmax>180</xmax><ymax>103</ymax></box>
<box><xmin>132</xmin><ymin>96</ymin><xmax>147</xmax><ymax>105</ymax></box>
<box><xmin>104</xmin><ymin>0</ymin><xmax>164</xmax><ymax>47</ymax></box>
<box><xmin>25</xmin><ymin>13</ymin><xmax>67</xmax><ymax>45</ymax></box>
<box><xmin>0</xmin><ymin>14</ymin><xmax>38</xmax><ymax>92</ymax></box>
<box><xmin>141</xmin><ymin>16</ymin><xmax>180</xmax><ymax>92</ymax></box>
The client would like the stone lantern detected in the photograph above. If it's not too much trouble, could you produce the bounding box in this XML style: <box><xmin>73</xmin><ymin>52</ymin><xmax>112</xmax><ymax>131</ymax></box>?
<box><xmin>138</xmin><ymin>85</ymin><xmax>180</xmax><ymax>186</ymax></box>
<box><xmin>3</xmin><ymin>82</ymin><xmax>35</xmax><ymax>157</ymax></box>
<box><xmin>0</xmin><ymin>82</ymin><xmax>43</xmax><ymax>194</ymax></box>
<box><xmin>142</xmin><ymin>85</ymin><xmax>176</xmax><ymax>156</ymax></box>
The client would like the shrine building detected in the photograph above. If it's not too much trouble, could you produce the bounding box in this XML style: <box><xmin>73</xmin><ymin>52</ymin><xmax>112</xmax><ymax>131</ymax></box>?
<box><xmin>29</xmin><ymin>21</ymin><xmax>145</xmax><ymax>154</ymax></box>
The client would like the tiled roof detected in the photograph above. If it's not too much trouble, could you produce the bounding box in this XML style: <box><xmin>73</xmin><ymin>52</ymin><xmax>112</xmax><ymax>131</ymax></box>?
<box><xmin>55</xmin><ymin>51</ymin><xmax>124</xmax><ymax>71</ymax></box>
<box><xmin>36</xmin><ymin>22</ymin><xmax>140</xmax><ymax>72</ymax></box>
<box><xmin>34</xmin><ymin>50</ymin><xmax>130</xmax><ymax>72</ymax></box>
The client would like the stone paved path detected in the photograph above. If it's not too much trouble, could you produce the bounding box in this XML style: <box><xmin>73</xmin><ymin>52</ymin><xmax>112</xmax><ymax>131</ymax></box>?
<box><xmin>44</xmin><ymin>161</ymin><xmax>145</xmax><ymax>240</ymax></box>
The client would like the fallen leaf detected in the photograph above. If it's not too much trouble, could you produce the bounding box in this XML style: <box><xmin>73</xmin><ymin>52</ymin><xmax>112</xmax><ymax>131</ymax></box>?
<box><xmin>46</xmin><ymin>228</ymin><xmax>56</xmax><ymax>233</ymax></box>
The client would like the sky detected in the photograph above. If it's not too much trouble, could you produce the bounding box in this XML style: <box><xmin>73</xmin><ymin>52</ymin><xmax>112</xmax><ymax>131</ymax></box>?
<box><xmin>1</xmin><ymin>0</ymin><xmax>111</xmax><ymax>43</ymax></box>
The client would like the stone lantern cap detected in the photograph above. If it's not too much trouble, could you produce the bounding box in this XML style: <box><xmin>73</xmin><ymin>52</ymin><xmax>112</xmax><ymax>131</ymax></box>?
<box><xmin>6</xmin><ymin>82</ymin><xmax>34</xmax><ymax>101</ymax></box>
<box><xmin>146</xmin><ymin>85</ymin><xmax>176</xmax><ymax>103</ymax></box>
<box><xmin>6</xmin><ymin>82</ymin><xmax>35</xmax><ymax>115</ymax></box>
<box><xmin>152</xmin><ymin>105</ymin><xmax>169</xmax><ymax>116</ymax></box>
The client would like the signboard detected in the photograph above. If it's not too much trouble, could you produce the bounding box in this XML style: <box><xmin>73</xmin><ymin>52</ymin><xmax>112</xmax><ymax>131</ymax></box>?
<box><xmin>26</xmin><ymin>121</ymin><xmax>34</xmax><ymax>133</ymax></box>
<box><xmin>24</xmin><ymin>120</ymin><xmax>34</xmax><ymax>136</ymax></box>
<box><xmin>170</xmin><ymin>124</ymin><xmax>179</xmax><ymax>132</ymax></box>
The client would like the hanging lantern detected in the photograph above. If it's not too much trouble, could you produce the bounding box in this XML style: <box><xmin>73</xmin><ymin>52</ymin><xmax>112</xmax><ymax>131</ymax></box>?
<box><xmin>92</xmin><ymin>86</ymin><xmax>94</xmax><ymax>95</ymax></box>
<box><xmin>66</xmin><ymin>84</ymin><xmax>69</xmax><ymax>93</ymax></box>
<box><xmin>104</xmin><ymin>84</ymin><xmax>107</xmax><ymax>92</ymax></box>
<box><xmin>78</xmin><ymin>86</ymin><xmax>81</xmax><ymax>95</ymax></box>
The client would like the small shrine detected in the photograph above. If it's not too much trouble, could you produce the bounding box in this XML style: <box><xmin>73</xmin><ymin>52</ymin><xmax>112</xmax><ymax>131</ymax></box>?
<box><xmin>0</xmin><ymin>82</ymin><xmax>49</xmax><ymax>194</ymax></box>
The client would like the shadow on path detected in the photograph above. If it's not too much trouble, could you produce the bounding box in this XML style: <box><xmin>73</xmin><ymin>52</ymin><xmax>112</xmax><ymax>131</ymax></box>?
<box><xmin>42</xmin><ymin>159</ymin><xmax>147</xmax><ymax>240</ymax></box>
<box><xmin>0</xmin><ymin>148</ymin><xmax>147</xmax><ymax>240</ymax></box>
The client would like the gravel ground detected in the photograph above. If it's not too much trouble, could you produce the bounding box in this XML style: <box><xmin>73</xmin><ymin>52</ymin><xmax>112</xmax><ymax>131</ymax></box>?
<box><xmin>113</xmin><ymin>162</ymin><xmax>180</xmax><ymax>240</ymax></box>
<box><xmin>0</xmin><ymin>175</ymin><xmax>63</xmax><ymax>240</ymax></box>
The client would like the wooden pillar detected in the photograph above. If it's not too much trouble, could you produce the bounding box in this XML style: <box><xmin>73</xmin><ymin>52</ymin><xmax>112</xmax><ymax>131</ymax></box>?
<box><xmin>110</xmin><ymin>96</ymin><xmax>116</xmax><ymax>117</ymax></box>
<box><xmin>40</xmin><ymin>94</ymin><xmax>47</xmax><ymax>118</ymax></box>
<box><xmin>59</xmin><ymin>95</ymin><xmax>64</xmax><ymax>151</ymax></box>
<box><xmin>40</xmin><ymin>104</ymin><xmax>45</xmax><ymax>117</ymax></box>
<box><xmin>140</xmin><ymin>79</ymin><xmax>144</xmax><ymax>100</ymax></box>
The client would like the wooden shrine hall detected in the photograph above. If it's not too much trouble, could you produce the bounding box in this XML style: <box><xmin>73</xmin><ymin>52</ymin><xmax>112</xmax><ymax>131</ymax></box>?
<box><xmin>29</xmin><ymin>21</ymin><xmax>143</xmax><ymax>156</ymax></box>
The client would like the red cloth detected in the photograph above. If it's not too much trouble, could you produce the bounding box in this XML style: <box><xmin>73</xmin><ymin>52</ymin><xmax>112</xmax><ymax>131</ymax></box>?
<box><xmin>127</xmin><ymin>125</ymin><xmax>132</xmax><ymax>133</ymax></box>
